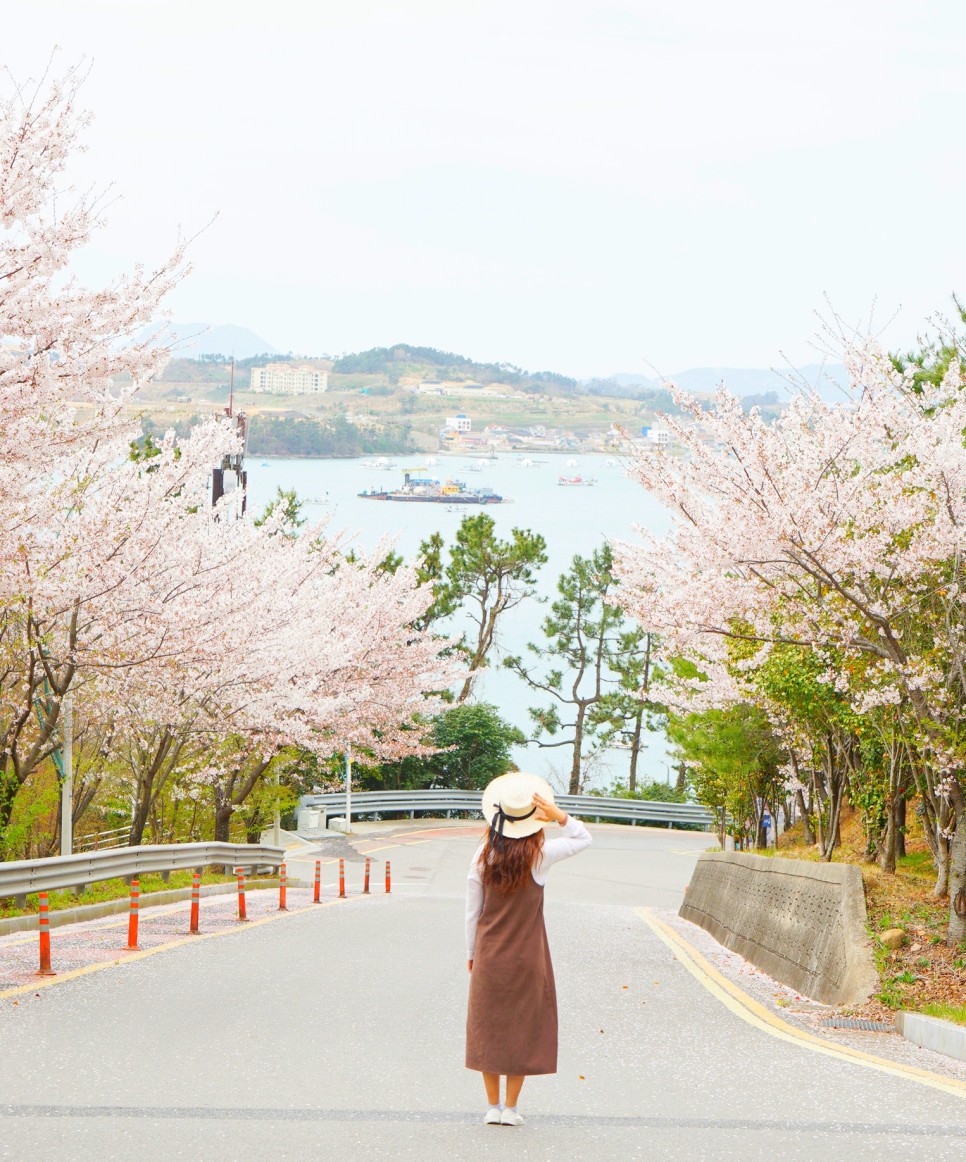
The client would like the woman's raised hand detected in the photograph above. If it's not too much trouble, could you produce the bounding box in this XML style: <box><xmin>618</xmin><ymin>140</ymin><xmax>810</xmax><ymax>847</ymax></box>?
<box><xmin>532</xmin><ymin>792</ymin><xmax>566</xmax><ymax>824</ymax></box>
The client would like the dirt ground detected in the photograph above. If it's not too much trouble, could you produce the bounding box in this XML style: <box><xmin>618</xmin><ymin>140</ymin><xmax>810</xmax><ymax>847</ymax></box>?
<box><xmin>776</xmin><ymin>807</ymin><xmax>965</xmax><ymax>1019</ymax></box>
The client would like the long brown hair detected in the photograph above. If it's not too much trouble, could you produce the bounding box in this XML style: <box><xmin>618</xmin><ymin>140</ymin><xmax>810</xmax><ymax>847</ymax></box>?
<box><xmin>479</xmin><ymin>828</ymin><xmax>545</xmax><ymax>893</ymax></box>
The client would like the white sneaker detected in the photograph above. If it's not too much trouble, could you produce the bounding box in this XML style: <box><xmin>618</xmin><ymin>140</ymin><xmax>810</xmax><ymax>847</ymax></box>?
<box><xmin>484</xmin><ymin>1107</ymin><xmax>502</xmax><ymax>1125</ymax></box>
<box><xmin>500</xmin><ymin>1108</ymin><xmax>524</xmax><ymax>1127</ymax></box>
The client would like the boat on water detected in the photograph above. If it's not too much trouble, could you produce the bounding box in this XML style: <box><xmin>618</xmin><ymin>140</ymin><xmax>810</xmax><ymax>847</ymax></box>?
<box><xmin>558</xmin><ymin>474</ymin><xmax>597</xmax><ymax>486</ymax></box>
<box><xmin>359</xmin><ymin>471</ymin><xmax>505</xmax><ymax>504</ymax></box>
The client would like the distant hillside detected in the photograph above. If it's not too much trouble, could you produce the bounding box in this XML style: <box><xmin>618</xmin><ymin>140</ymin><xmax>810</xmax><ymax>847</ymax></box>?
<box><xmin>331</xmin><ymin>344</ymin><xmax>578</xmax><ymax>394</ymax></box>
<box><xmin>140</xmin><ymin>322</ymin><xmax>281</xmax><ymax>361</ymax></box>
<box><xmin>599</xmin><ymin>364</ymin><xmax>849</xmax><ymax>402</ymax></box>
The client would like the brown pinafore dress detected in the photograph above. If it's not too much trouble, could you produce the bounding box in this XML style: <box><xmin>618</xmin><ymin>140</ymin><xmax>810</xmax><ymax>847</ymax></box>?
<box><xmin>465</xmin><ymin>872</ymin><xmax>558</xmax><ymax>1076</ymax></box>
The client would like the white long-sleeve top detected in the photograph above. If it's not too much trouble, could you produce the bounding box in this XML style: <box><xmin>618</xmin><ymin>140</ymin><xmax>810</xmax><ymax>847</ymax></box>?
<box><xmin>465</xmin><ymin>814</ymin><xmax>592</xmax><ymax>958</ymax></box>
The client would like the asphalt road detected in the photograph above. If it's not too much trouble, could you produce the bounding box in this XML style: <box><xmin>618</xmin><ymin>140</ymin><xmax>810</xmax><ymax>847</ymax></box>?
<box><xmin>1</xmin><ymin>822</ymin><xmax>965</xmax><ymax>1161</ymax></box>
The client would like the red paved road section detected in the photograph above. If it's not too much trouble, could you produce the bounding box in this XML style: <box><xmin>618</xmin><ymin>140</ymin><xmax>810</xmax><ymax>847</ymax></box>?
<box><xmin>0</xmin><ymin>884</ymin><xmax>346</xmax><ymax>995</ymax></box>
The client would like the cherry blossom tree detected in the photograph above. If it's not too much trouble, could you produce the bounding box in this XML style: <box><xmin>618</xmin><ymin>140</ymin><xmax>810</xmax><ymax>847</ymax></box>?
<box><xmin>0</xmin><ymin>69</ymin><xmax>462</xmax><ymax>852</ymax></box>
<box><xmin>615</xmin><ymin>342</ymin><xmax>966</xmax><ymax>943</ymax></box>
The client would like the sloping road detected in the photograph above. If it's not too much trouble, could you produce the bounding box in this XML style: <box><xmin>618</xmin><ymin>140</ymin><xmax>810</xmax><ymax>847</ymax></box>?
<box><xmin>0</xmin><ymin>823</ymin><xmax>965</xmax><ymax>1160</ymax></box>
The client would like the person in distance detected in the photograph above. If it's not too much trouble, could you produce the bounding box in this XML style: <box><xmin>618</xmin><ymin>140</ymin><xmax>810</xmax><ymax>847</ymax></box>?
<box><xmin>465</xmin><ymin>772</ymin><xmax>592</xmax><ymax>1127</ymax></box>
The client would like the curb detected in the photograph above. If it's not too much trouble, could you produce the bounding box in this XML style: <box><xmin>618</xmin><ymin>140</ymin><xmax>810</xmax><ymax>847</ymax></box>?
<box><xmin>638</xmin><ymin>908</ymin><xmax>966</xmax><ymax>1101</ymax></box>
<box><xmin>0</xmin><ymin>880</ymin><xmax>284</xmax><ymax>936</ymax></box>
<box><xmin>0</xmin><ymin>895</ymin><xmax>354</xmax><ymax>1004</ymax></box>
<box><xmin>897</xmin><ymin>1012</ymin><xmax>966</xmax><ymax>1063</ymax></box>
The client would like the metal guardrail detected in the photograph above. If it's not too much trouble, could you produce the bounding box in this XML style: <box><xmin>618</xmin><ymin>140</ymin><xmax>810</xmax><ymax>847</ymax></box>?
<box><xmin>0</xmin><ymin>842</ymin><xmax>286</xmax><ymax>900</ymax></box>
<box><xmin>298</xmin><ymin>790</ymin><xmax>713</xmax><ymax>828</ymax></box>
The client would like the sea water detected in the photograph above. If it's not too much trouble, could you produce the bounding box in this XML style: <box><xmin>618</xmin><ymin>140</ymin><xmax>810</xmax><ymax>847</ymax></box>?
<box><xmin>246</xmin><ymin>453</ymin><xmax>674</xmax><ymax>792</ymax></box>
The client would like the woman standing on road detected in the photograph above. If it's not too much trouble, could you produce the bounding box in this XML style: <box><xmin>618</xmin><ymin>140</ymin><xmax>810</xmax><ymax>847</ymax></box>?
<box><xmin>465</xmin><ymin>772</ymin><xmax>592</xmax><ymax>1127</ymax></box>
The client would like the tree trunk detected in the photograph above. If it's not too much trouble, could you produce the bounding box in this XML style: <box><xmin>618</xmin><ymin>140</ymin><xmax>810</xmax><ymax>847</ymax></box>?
<box><xmin>675</xmin><ymin>763</ymin><xmax>687</xmax><ymax>795</ymax></box>
<box><xmin>569</xmin><ymin>703</ymin><xmax>587</xmax><ymax>794</ymax></box>
<box><xmin>128</xmin><ymin>796</ymin><xmax>152</xmax><ymax>848</ymax></box>
<box><xmin>895</xmin><ymin>795</ymin><xmax>907</xmax><ymax>858</ymax></box>
<box><xmin>947</xmin><ymin>791</ymin><xmax>966</xmax><ymax>946</ymax></box>
<box><xmin>214</xmin><ymin>804</ymin><xmax>232</xmax><ymax>844</ymax></box>
<box><xmin>627</xmin><ymin>707</ymin><xmax>644</xmax><ymax>792</ymax></box>
<box><xmin>0</xmin><ymin>769</ymin><xmax>21</xmax><ymax>836</ymax></box>
<box><xmin>796</xmin><ymin>789</ymin><xmax>814</xmax><ymax>846</ymax></box>
<box><xmin>935</xmin><ymin>840</ymin><xmax>951</xmax><ymax>899</ymax></box>
<box><xmin>821</xmin><ymin>770</ymin><xmax>845</xmax><ymax>862</ymax></box>
<box><xmin>246</xmin><ymin>817</ymin><xmax>264</xmax><ymax>844</ymax></box>
<box><xmin>812</xmin><ymin>770</ymin><xmax>825</xmax><ymax>853</ymax></box>
<box><xmin>878</xmin><ymin>806</ymin><xmax>897</xmax><ymax>874</ymax></box>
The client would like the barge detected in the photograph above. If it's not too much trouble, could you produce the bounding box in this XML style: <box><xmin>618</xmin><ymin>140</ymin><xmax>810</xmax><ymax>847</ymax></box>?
<box><xmin>359</xmin><ymin>471</ymin><xmax>505</xmax><ymax>504</ymax></box>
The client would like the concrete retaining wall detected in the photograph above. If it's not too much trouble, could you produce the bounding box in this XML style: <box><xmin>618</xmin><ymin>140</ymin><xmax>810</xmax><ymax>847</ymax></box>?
<box><xmin>679</xmin><ymin>852</ymin><xmax>877</xmax><ymax>1006</ymax></box>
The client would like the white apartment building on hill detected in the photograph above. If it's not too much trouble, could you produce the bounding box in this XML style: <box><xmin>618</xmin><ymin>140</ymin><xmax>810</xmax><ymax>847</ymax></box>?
<box><xmin>250</xmin><ymin>363</ymin><xmax>328</xmax><ymax>395</ymax></box>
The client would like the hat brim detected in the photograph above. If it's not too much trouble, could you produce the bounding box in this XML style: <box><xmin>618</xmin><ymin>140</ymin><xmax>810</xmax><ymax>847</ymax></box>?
<box><xmin>481</xmin><ymin>772</ymin><xmax>555</xmax><ymax>839</ymax></box>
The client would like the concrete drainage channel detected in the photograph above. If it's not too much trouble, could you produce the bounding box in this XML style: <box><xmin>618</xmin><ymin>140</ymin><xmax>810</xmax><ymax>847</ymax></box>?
<box><xmin>820</xmin><ymin>1019</ymin><xmax>895</xmax><ymax>1032</ymax></box>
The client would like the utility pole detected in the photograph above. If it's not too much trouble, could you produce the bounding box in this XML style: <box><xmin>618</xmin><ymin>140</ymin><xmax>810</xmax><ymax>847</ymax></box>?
<box><xmin>60</xmin><ymin>692</ymin><xmax>73</xmax><ymax>856</ymax></box>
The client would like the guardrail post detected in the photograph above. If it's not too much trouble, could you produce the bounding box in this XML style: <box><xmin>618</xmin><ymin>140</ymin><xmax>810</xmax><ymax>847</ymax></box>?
<box><xmin>189</xmin><ymin>872</ymin><xmax>201</xmax><ymax>934</ymax></box>
<box><xmin>126</xmin><ymin>878</ymin><xmax>141</xmax><ymax>951</ymax></box>
<box><xmin>278</xmin><ymin>862</ymin><xmax>288</xmax><ymax>911</ymax></box>
<box><xmin>363</xmin><ymin>858</ymin><xmax>370</xmax><ymax>894</ymax></box>
<box><xmin>36</xmin><ymin>893</ymin><xmax>55</xmax><ymax>976</ymax></box>
<box><xmin>385</xmin><ymin>861</ymin><xmax>391</xmax><ymax>894</ymax></box>
<box><xmin>338</xmin><ymin>858</ymin><xmax>345</xmax><ymax>899</ymax></box>
<box><xmin>235</xmin><ymin>868</ymin><xmax>248</xmax><ymax>921</ymax></box>
<box><xmin>313</xmin><ymin>860</ymin><xmax>321</xmax><ymax>904</ymax></box>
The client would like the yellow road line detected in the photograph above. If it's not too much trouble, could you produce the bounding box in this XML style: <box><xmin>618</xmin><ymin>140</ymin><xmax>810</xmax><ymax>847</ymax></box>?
<box><xmin>0</xmin><ymin>898</ymin><xmax>353</xmax><ymax>1004</ymax></box>
<box><xmin>637</xmin><ymin>908</ymin><xmax>966</xmax><ymax>1100</ymax></box>
<box><xmin>358</xmin><ymin>838</ymin><xmax>430</xmax><ymax>853</ymax></box>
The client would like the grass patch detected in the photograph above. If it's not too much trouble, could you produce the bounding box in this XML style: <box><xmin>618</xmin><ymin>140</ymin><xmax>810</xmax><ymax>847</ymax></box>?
<box><xmin>0</xmin><ymin>869</ymin><xmax>240</xmax><ymax>918</ymax></box>
<box><xmin>919</xmin><ymin>1002</ymin><xmax>966</xmax><ymax>1026</ymax></box>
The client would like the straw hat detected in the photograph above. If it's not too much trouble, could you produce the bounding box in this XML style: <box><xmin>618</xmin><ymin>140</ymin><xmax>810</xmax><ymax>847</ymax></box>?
<box><xmin>482</xmin><ymin>772</ymin><xmax>555</xmax><ymax>842</ymax></box>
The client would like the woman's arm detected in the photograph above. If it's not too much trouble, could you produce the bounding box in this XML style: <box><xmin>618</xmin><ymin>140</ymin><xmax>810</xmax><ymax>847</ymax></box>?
<box><xmin>534</xmin><ymin>812</ymin><xmax>592</xmax><ymax>884</ymax></box>
<box><xmin>465</xmin><ymin>844</ymin><xmax>484</xmax><ymax>965</ymax></box>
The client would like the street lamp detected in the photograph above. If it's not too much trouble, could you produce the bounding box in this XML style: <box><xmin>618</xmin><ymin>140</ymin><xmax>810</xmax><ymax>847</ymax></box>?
<box><xmin>60</xmin><ymin>692</ymin><xmax>73</xmax><ymax>855</ymax></box>
<box><xmin>344</xmin><ymin>743</ymin><xmax>353</xmax><ymax>835</ymax></box>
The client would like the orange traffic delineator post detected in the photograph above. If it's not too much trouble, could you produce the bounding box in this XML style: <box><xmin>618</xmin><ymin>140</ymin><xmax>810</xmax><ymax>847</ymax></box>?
<box><xmin>278</xmin><ymin>862</ymin><xmax>288</xmax><ymax>911</ymax></box>
<box><xmin>313</xmin><ymin>860</ymin><xmax>321</xmax><ymax>903</ymax></box>
<box><xmin>236</xmin><ymin>868</ymin><xmax>248</xmax><ymax>922</ymax></box>
<box><xmin>126</xmin><ymin>878</ymin><xmax>142</xmax><ymax>951</ymax></box>
<box><xmin>363</xmin><ymin>858</ymin><xmax>371</xmax><ymax>894</ymax></box>
<box><xmin>36</xmin><ymin>892</ymin><xmax>55</xmax><ymax>977</ymax></box>
<box><xmin>189</xmin><ymin>871</ymin><xmax>201</xmax><ymax>934</ymax></box>
<box><xmin>385</xmin><ymin>860</ymin><xmax>391</xmax><ymax>894</ymax></box>
<box><xmin>338</xmin><ymin>858</ymin><xmax>346</xmax><ymax>899</ymax></box>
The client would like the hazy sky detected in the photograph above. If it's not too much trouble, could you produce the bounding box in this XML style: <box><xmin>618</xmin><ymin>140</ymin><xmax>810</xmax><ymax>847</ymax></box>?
<box><xmin>7</xmin><ymin>1</ymin><xmax>966</xmax><ymax>376</ymax></box>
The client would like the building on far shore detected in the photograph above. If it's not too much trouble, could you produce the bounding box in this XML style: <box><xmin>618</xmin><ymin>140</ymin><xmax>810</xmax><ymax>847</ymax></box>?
<box><xmin>250</xmin><ymin>363</ymin><xmax>328</xmax><ymax>395</ymax></box>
